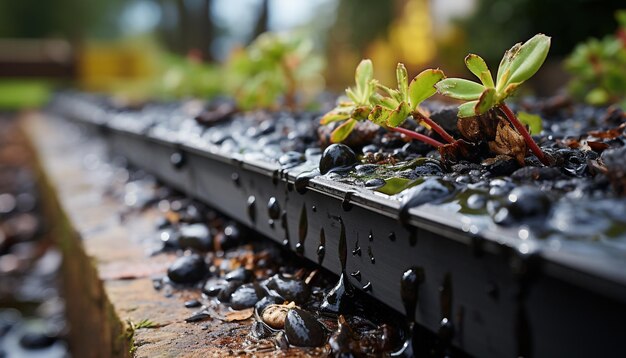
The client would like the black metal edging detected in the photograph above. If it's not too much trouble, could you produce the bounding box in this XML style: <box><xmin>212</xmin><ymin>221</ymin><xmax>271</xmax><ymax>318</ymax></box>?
<box><xmin>52</xmin><ymin>97</ymin><xmax>626</xmax><ymax>358</ymax></box>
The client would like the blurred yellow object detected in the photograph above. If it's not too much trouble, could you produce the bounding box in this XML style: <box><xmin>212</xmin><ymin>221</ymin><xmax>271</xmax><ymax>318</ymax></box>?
<box><xmin>77</xmin><ymin>40</ymin><xmax>158</xmax><ymax>92</ymax></box>
<box><xmin>368</xmin><ymin>0</ymin><xmax>436</xmax><ymax>85</ymax></box>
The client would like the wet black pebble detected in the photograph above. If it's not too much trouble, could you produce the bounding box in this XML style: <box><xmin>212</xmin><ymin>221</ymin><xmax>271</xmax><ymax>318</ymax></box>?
<box><xmin>167</xmin><ymin>254</ymin><xmax>208</xmax><ymax>284</ymax></box>
<box><xmin>178</xmin><ymin>223</ymin><xmax>212</xmax><ymax>252</ymax></box>
<box><xmin>220</xmin><ymin>223</ymin><xmax>242</xmax><ymax>251</ymax></box>
<box><xmin>488</xmin><ymin>179</ymin><xmax>515</xmax><ymax>196</ymax></box>
<box><xmin>284</xmin><ymin>309</ymin><xmax>327</xmax><ymax>347</ymax></box>
<box><xmin>365</xmin><ymin>178</ymin><xmax>385</xmax><ymax>189</ymax></box>
<box><xmin>355</xmin><ymin>164</ymin><xmax>378</xmax><ymax>175</ymax></box>
<box><xmin>413</xmin><ymin>162</ymin><xmax>443</xmax><ymax>177</ymax></box>
<box><xmin>399</xmin><ymin>178</ymin><xmax>454</xmax><ymax>224</ymax></box>
<box><xmin>224</xmin><ymin>267</ymin><xmax>254</xmax><ymax>283</ymax></box>
<box><xmin>202</xmin><ymin>279</ymin><xmax>227</xmax><ymax>297</ymax></box>
<box><xmin>217</xmin><ymin>280</ymin><xmax>243</xmax><ymax>303</ymax></box>
<box><xmin>19</xmin><ymin>332</ymin><xmax>57</xmax><ymax>350</ymax></box>
<box><xmin>362</xmin><ymin>144</ymin><xmax>379</xmax><ymax>154</ymax></box>
<box><xmin>184</xmin><ymin>299</ymin><xmax>201</xmax><ymax>308</ymax></box>
<box><xmin>279</xmin><ymin>151</ymin><xmax>305</xmax><ymax>168</ymax></box>
<box><xmin>494</xmin><ymin>186</ymin><xmax>552</xmax><ymax>224</ymax></box>
<box><xmin>319</xmin><ymin>144</ymin><xmax>357</xmax><ymax>175</ymax></box>
<box><xmin>264</xmin><ymin>274</ymin><xmax>310</xmax><ymax>303</ymax></box>
<box><xmin>511</xmin><ymin>166</ymin><xmax>564</xmax><ymax>182</ymax></box>
<box><xmin>230</xmin><ymin>283</ymin><xmax>266</xmax><ymax>310</ymax></box>
<box><xmin>482</xmin><ymin>156</ymin><xmax>519</xmax><ymax>176</ymax></box>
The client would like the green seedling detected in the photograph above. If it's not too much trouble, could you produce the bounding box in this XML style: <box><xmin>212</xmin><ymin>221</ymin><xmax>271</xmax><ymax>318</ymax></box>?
<box><xmin>565</xmin><ymin>10</ymin><xmax>626</xmax><ymax>109</ymax></box>
<box><xmin>321</xmin><ymin>59</ymin><xmax>455</xmax><ymax>148</ymax></box>
<box><xmin>227</xmin><ymin>32</ymin><xmax>324</xmax><ymax>110</ymax></box>
<box><xmin>436</xmin><ymin>34</ymin><xmax>551</xmax><ymax>165</ymax></box>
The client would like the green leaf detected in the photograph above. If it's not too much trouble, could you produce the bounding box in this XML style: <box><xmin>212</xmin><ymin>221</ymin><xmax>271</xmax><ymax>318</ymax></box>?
<box><xmin>474</xmin><ymin>87</ymin><xmax>496</xmax><ymax>115</ymax></box>
<box><xmin>517</xmin><ymin>111</ymin><xmax>543</xmax><ymax>135</ymax></box>
<box><xmin>501</xmin><ymin>82</ymin><xmax>520</xmax><ymax>99</ymax></box>
<box><xmin>355</xmin><ymin>59</ymin><xmax>374</xmax><ymax>103</ymax></box>
<box><xmin>320</xmin><ymin>110</ymin><xmax>351</xmax><ymax>125</ymax></box>
<box><xmin>352</xmin><ymin>105</ymin><xmax>372</xmax><ymax>120</ymax></box>
<box><xmin>380</xmin><ymin>96</ymin><xmax>400</xmax><ymax>110</ymax></box>
<box><xmin>376</xmin><ymin>177</ymin><xmax>420</xmax><ymax>195</ymax></box>
<box><xmin>408</xmin><ymin>69</ymin><xmax>445</xmax><ymax>110</ymax></box>
<box><xmin>330</xmin><ymin>118</ymin><xmax>357</xmax><ymax>143</ymax></box>
<box><xmin>396</xmin><ymin>63</ymin><xmax>409</xmax><ymax>101</ymax></box>
<box><xmin>497</xmin><ymin>34</ymin><xmax>551</xmax><ymax>91</ymax></box>
<box><xmin>386</xmin><ymin>101</ymin><xmax>411</xmax><ymax>127</ymax></box>
<box><xmin>377</xmin><ymin>83</ymin><xmax>403</xmax><ymax>103</ymax></box>
<box><xmin>465</xmin><ymin>54</ymin><xmax>494</xmax><ymax>88</ymax></box>
<box><xmin>435</xmin><ymin>78</ymin><xmax>485</xmax><ymax>100</ymax></box>
<box><xmin>368</xmin><ymin>105</ymin><xmax>390</xmax><ymax>125</ymax></box>
<box><xmin>496</xmin><ymin>44</ymin><xmax>519</xmax><ymax>90</ymax></box>
<box><xmin>370</xmin><ymin>93</ymin><xmax>399</xmax><ymax>110</ymax></box>
<box><xmin>585</xmin><ymin>87</ymin><xmax>610</xmax><ymax>105</ymax></box>
<box><xmin>345</xmin><ymin>88</ymin><xmax>360</xmax><ymax>104</ymax></box>
<box><xmin>457</xmin><ymin>100</ymin><xmax>479</xmax><ymax>118</ymax></box>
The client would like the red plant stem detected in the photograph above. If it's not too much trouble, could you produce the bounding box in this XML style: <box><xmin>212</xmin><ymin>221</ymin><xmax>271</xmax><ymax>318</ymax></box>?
<box><xmin>413</xmin><ymin>110</ymin><xmax>456</xmax><ymax>144</ymax></box>
<box><xmin>388</xmin><ymin>126</ymin><xmax>444</xmax><ymax>148</ymax></box>
<box><xmin>499</xmin><ymin>103</ymin><xmax>549</xmax><ymax>166</ymax></box>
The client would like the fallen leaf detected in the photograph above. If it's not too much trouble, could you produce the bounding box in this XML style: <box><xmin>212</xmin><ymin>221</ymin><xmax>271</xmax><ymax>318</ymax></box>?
<box><xmin>457</xmin><ymin>109</ymin><xmax>500</xmax><ymax>142</ymax></box>
<box><xmin>224</xmin><ymin>308</ymin><xmax>254</xmax><ymax>322</ymax></box>
<box><xmin>488</xmin><ymin>120</ymin><xmax>527</xmax><ymax>165</ymax></box>
<box><xmin>438</xmin><ymin>139</ymin><xmax>477</xmax><ymax>163</ymax></box>
<box><xmin>586</xmin><ymin>141</ymin><xmax>610</xmax><ymax>152</ymax></box>
<box><xmin>588</xmin><ymin>122</ymin><xmax>626</xmax><ymax>140</ymax></box>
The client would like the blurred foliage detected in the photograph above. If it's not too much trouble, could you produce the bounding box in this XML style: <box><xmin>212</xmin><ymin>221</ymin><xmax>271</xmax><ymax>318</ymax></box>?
<box><xmin>0</xmin><ymin>80</ymin><xmax>51</xmax><ymax>109</ymax></box>
<box><xmin>565</xmin><ymin>10</ymin><xmax>626</xmax><ymax>108</ymax></box>
<box><xmin>226</xmin><ymin>32</ymin><xmax>325</xmax><ymax>110</ymax></box>
<box><xmin>332</xmin><ymin>0</ymin><xmax>394</xmax><ymax>51</ymax></box>
<box><xmin>0</xmin><ymin>0</ymin><xmax>125</xmax><ymax>39</ymax></box>
<box><xmin>456</xmin><ymin>0</ymin><xmax>625</xmax><ymax>67</ymax></box>
<box><xmin>157</xmin><ymin>55</ymin><xmax>222</xmax><ymax>99</ymax></box>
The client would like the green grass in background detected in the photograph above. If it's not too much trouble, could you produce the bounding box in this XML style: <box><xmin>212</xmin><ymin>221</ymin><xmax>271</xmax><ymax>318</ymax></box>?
<box><xmin>0</xmin><ymin>80</ymin><xmax>51</xmax><ymax>110</ymax></box>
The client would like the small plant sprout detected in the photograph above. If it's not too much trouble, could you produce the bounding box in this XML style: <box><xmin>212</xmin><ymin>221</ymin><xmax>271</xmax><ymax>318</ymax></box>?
<box><xmin>436</xmin><ymin>34</ymin><xmax>552</xmax><ymax>165</ymax></box>
<box><xmin>566</xmin><ymin>11</ymin><xmax>626</xmax><ymax>109</ymax></box>
<box><xmin>321</xmin><ymin>59</ymin><xmax>455</xmax><ymax>148</ymax></box>
<box><xmin>228</xmin><ymin>32</ymin><xmax>324</xmax><ymax>111</ymax></box>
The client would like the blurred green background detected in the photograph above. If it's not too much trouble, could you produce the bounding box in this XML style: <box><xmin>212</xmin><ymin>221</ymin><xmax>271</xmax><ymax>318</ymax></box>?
<box><xmin>0</xmin><ymin>0</ymin><xmax>624</xmax><ymax>108</ymax></box>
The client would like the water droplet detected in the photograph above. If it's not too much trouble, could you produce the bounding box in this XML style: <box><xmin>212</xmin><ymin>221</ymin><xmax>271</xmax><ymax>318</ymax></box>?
<box><xmin>368</xmin><ymin>246</ymin><xmax>375</xmax><ymax>264</ymax></box>
<box><xmin>350</xmin><ymin>270</ymin><xmax>361</xmax><ymax>281</ymax></box>
<box><xmin>338</xmin><ymin>220</ymin><xmax>347</xmax><ymax>271</ymax></box>
<box><xmin>281</xmin><ymin>211</ymin><xmax>290</xmax><ymax>248</ymax></box>
<box><xmin>267</xmin><ymin>197</ymin><xmax>280</xmax><ymax>220</ymax></box>
<box><xmin>393</xmin><ymin>266</ymin><xmax>424</xmax><ymax>357</ymax></box>
<box><xmin>352</xmin><ymin>238</ymin><xmax>361</xmax><ymax>256</ymax></box>
<box><xmin>342</xmin><ymin>191</ymin><xmax>354</xmax><ymax>211</ymax></box>
<box><xmin>311</xmin><ymin>205</ymin><xmax>317</xmax><ymax>212</ymax></box>
<box><xmin>295</xmin><ymin>170</ymin><xmax>319</xmax><ymax>194</ymax></box>
<box><xmin>401</xmin><ymin>267</ymin><xmax>424</xmax><ymax>323</ymax></box>
<box><xmin>247</xmin><ymin>196</ymin><xmax>256</xmax><ymax>224</ymax></box>
<box><xmin>368</xmin><ymin>231</ymin><xmax>373</xmax><ymax>242</ymax></box>
<box><xmin>317</xmin><ymin>229</ymin><xmax>326</xmax><ymax>264</ymax></box>
<box><xmin>231</xmin><ymin>172</ymin><xmax>240</xmax><ymax>186</ymax></box>
<box><xmin>170</xmin><ymin>151</ymin><xmax>185</xmax><ymax>169</ymax></box>
<box><xmin>388</xmin><ymin>232</ymin><xmax>396</xmax><ymax>241</ymax></box>
<box><xmin>297</xmin><ymin>204</ymin><xmax>307</xmax><ymax>255</ymax></box>
<box><xmin>272</xmin><ymin>170</ymin><xmax>279</xmax><ymax>186</ymax></box>
<box><xmin>438</xmin><ymin>273</ymin><xmax>454</xmax><ymax>353</ymax></box>
<box><xmin>362</xmin><ymin>282</ymin><xmax>372</xmax><ymax>291</ymax></box>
